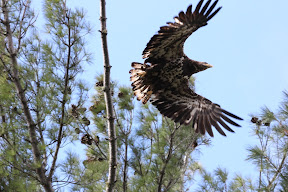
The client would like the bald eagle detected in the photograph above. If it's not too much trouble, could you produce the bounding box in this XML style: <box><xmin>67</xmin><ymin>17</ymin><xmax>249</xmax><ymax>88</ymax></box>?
<box><xmin>129</xmin><ymin>0</ymin><xmax>242</xmax><ymax>137</ymax></box>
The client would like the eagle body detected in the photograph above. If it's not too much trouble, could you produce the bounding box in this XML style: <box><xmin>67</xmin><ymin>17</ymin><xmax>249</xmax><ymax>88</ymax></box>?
<box><xmin>130</xmin><ymin>0</ymin><xmax>243</xmax><ymax>137</ymax></box>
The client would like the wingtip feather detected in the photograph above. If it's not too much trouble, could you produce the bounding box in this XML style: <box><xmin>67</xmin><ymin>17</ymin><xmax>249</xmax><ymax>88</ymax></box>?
<box><xmin>195</xmin><ymin>0</ymin><xmax>205</xmax><ymax>14</ymax></box>
<box><xmin>200</xmin><ymin>0</ymin><xmax>212</xmax><ymax>15</ymax></box>
<box><xmin>206</xmin><ymin>6</ymin><xmax>222</xmax><ymax>21</ymax></box>
<box><xmin>221</xmin><ymin>109</ymin><xmax>243</xmax><ymax>120</ymax></box>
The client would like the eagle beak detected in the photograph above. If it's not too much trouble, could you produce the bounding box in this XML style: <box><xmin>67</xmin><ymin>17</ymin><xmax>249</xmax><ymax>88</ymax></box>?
<box><xmin>204</xmin><ymin>63</ymin><xmax>213</xmax><ymax>68</ymax></box>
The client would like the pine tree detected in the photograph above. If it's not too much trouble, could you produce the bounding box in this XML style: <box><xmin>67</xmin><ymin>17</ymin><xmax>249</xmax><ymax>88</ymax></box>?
<box><xmin>0</xmin><ymin>0</ymin><xmax>91</xmax><ymax>191</ymax></box>
<box><xmin>247</xmin><ymin>91</ymin><xmax>288</xmax><ymax>191</ymax></box>
<box><xmin>72</xmin><ymin>75</ymin><xmax>210</xmax><ymax>191</ymax></box>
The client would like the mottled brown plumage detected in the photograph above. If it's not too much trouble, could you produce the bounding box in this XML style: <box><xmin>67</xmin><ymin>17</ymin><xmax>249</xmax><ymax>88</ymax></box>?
<box><xmin>129</xmin><ymin>0</ymin><xmax>243</xmax><ymax>137</ymax></box>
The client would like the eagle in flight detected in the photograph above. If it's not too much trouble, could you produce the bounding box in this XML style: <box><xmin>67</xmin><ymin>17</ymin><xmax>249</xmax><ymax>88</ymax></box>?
<box><xmin>129</xmin><ymin>0</ymin><xmax>243</xmax><ymax>137</ymax></box>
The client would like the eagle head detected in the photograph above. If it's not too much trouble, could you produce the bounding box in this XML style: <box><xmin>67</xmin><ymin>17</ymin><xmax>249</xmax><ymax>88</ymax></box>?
<box><xmin>183</xmin><ymin>59</ymin><xmax>213</xmax><ymax>76</ymax></box>
<box><xmin>198</xmin><ymin>62</ymin><xmax>213</xmax><ymax>71</ymax></box>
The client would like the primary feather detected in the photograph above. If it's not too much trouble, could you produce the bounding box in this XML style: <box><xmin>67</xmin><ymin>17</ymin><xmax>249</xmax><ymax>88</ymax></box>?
<box><xmin>130</xmin><ymin>0</ymin><xmax>243</xmax><ymax>137</ymax></box>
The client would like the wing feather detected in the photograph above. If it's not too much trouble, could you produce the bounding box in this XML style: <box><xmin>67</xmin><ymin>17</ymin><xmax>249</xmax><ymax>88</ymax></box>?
<box><xmin>211</xmin><ymin>121</ymin><xmax>226</xmax><ymax>136</ymax></box>
<box><xmin>207</xmin><ymin>7</ymin><xmax>222</xmax><ymax>21</ymax></box>
<box><xmin>217</xmin><ymin>118</ymin><xmax>235</xmax><ymax>133</ymax></box>
<box><xmin>221</xmin><ymin>114</ymin><xmax>241</xmax><ymax>127</ymax></box>
<box><xmin>204</xmin><ymin>0</ymin><xmax>219</xmax><ymax>17</ymax></box>
<box><xmin>174</xmin><ymin>107</ymin><xmax>188</xmax><ymax>122</ymax></box>
<box><xmin>221</xmin><ymin>109</ymin><xmax>243</xmax><ymax>120</ymax></box>
<box><xmin>203</xmin><ymin>109</ymin><xmax>214</xmax><ymax>137</ymax></box>
<box><xmin>200</xmin><ymin>0</ymin><xmax>212</xmax><ymax>15</ymax></box>
<box><xmin>179</xmin><ymin>108</ymin><xmax>192</xmax><ymax>125</ymax></box>
<box><xmin>142</xmin><ymin>0</ymin><xmax>222</xmax><ymax>62</ymax></box>
<box><xmin>152</xmin><ymin>88</ymin><xmax>242</xmax><ymax>137</ymax></box>
<box><xmin>186</xmin><ymin>5</ymin><xmax>194</xmax><ymax>21</ymax></box>
<box><xmin>194</xmin><ymin>0</ymin><xmax>204</xmax><ymax>15</ymax></box>
<box><xmin>198</xmin><ymin>112</ymin><xmax>206</xmax><ymax>135</ymax></box>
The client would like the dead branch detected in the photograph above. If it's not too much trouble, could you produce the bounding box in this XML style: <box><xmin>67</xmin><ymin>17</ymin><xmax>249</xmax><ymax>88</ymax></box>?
<box><xmin>99</xmin><ymin>0</ymin><xmax>117</xmax><ymax>191</ymax></box>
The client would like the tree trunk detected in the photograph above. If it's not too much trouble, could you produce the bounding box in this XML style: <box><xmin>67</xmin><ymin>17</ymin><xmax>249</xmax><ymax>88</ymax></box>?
<box><xmin>99</xmin><ymin>0</ymin><xmax>117</xmax><ymax>191</ymax></box>
<box><xmin>1</xmin><ymin>1</ymin><xmax>54</xmax><ymax>191</ymax></box>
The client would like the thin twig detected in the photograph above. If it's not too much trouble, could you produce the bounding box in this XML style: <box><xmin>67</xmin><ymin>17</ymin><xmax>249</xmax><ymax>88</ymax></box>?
<box><xmin>48</xmin><ymin>10</ymin><xmax>71</xmax><ymax>180</ymax></box>
<box><xmin>157</xmin><ymin>123</ymin><xmax>178</xmax><ymax>191</ymax></box>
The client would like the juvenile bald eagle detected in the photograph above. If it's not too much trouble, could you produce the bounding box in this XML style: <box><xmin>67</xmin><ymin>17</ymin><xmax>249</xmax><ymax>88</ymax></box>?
<box><xmin>129</xmin><ymin>0</ymin><xmax>243</xmax><ymax>137</ymax></box>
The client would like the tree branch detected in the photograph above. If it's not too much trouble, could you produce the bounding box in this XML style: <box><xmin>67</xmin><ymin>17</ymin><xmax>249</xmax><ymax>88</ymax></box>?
<box><xmin>157</xmin><ymin>124</ymin><xmax>178</xmax><ymax>191</ymax></box>
<box><xmin>1</xmin><ymin>1</ymin><xmax>53</xmax><ymax>191</ymax></box>
<box><xmin>48</xmin><ymin>10</ymin><xmax>71</xmax><ymax>181</ymax></box>
<box><xmin>99</xmin><ymin>0</ymin><xmax>117</xmax><ymax>191</ymax></box>
<box><xmin>267</xmin><ymin>150</ymin><xmax>287</xmax><ymax>190</ymax></box>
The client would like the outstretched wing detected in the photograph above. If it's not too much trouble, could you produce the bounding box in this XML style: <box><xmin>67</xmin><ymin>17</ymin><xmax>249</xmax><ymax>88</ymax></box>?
<box><xmin>151</xmin><ymin>87</ymin><xmax>243</xmax><ymax>137</ymax></box>
<box><xmin>143</xmin><ymin>0</ymin><xmax>221</xmax><ymax>62</ymax></box>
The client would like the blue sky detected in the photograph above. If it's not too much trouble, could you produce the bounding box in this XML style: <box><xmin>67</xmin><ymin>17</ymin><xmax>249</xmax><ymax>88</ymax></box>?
<box><xmin>33</xmin><ymin>0</ymin><xmax>288</xmax><ymax>188</ymax></box>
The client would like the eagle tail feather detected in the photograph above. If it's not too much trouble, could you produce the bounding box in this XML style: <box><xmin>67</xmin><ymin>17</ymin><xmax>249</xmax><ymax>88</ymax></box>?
<box><xmin>130</xmin><ymin>62</ymin><xmax>152</xmax><ymax>104</ymax></box>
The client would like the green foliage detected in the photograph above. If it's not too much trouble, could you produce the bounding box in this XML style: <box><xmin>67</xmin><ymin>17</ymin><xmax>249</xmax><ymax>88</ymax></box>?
<box><xmin>0</xmin><ymin>0</ymin><xmax>91</xmax><ymax>190</ymax></box>
<box><xmin>73</xmin><ymin>73</ymin><xmax>210</xmax><ymax>191</ymax></box>
<box><xmin>247</xmin><ymin>92</ymin><xmax>288</xmax><ymax>191</ymax></box>
<box><xmin>117</xmin><ymin>86</ymin><xmax>134</xmax><ymax>111</ymax></box>
<box><xmin>0</xmin><ymin>0</ymin><xmax>208</xmax><ymax>190</ymax></box>
<box><xmin>2</xmin><ymin>1</ymin><xmax>272</xmax><ymax>191</ymax></box>
<box><xmin>197</xmin><ymin>167</ymin><xmax>255</xmax><ymax>192</ymax></box>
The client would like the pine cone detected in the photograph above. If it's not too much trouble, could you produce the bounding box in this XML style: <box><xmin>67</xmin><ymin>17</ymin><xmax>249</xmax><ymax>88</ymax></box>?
<box><xmin>118</xmin><ymin>92</ymin><xmax>124</xmax><ymax>98</ymax></box>
<box><xmin>81</xmin><ymin>134</ymin><xmax>93</xmax><ymax>145</ymax></box>
<box><xmin>95</xmin><ymin>135</ymin><xmax>100</xmax><ymax>145</ymax></box>
<box><xmin>71</xmin><ymin>104</ymin><xmax>79</xmax><ymax>118</ymax></box>
<box><xmin>96</xmin><ymin>81</ymin><xmax>103</xmax><ymax>87</ymax></box>
<box><xmin>256</xmin><ymin>120</ymin><xmax>262</xmax><ymax>126</ymax></box>
<box><xmin>264</xmin><ymin>122</ymin><xmax>270</xmax><ymax>126</ymax></box>
<box><xmin>75</xmin><ymin>128</ymin><xmax>81</xmax><ymax>134</ymax></box>
<box><xmin>251</xmin><ymin>117</ymin><xmax>258</xmax><ymax>123</ymax></box>
<box><xmin>82</xmin><ymin>117</ymin><xmax>90</xmax><ymax>126</ymax></box>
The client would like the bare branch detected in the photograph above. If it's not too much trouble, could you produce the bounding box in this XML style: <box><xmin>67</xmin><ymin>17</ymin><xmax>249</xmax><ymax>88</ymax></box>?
<box><xmin>100</xmin><ymin>0</ymin><xmax>117</xmax><ymax>191</ymax></box>
<box><xmin>48</xmin><ymin>10</ymin><xmax>72</xmax><ymax>180</ymax></box>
